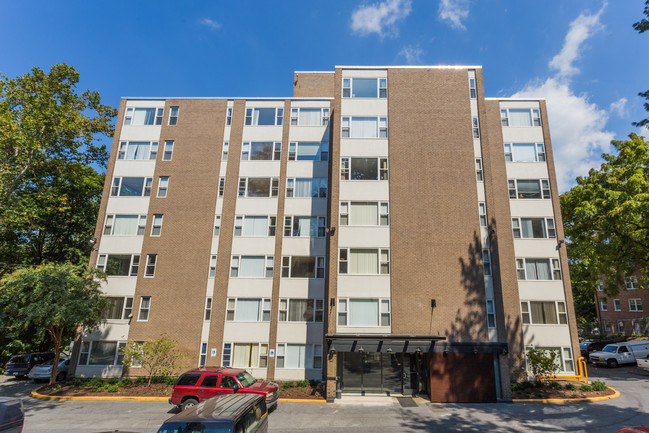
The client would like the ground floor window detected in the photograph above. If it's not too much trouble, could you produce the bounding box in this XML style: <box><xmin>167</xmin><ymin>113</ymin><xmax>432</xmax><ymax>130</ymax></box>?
<box><xmin>222</xmin><ymin>343</ymin><xmax>268</xmax><ymax>368</ymax></box>
<box><xmin>78</xmin><ymin>340</ymin><xmax>126</xmax><ymax>366</ymax></box>
<box><xmin>525</xmin><ymin>345</ymin><xmax>574</xmax><ymax>373</ymax></box>
<box><xmin>275</xmin><ymin>344</ymin><xmax>322</xmax><ymax>369</ymax></box>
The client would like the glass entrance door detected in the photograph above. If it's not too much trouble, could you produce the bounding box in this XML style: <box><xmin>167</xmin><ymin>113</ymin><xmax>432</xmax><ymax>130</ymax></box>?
<box><xmin>339</xmin><ymin>352</ymin><xmax>415</xmax><ymax>395</ymax></box>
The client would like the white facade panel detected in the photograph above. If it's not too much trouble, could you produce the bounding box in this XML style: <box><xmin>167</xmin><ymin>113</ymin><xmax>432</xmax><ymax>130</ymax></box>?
<box><xmin>100</xmin><ymin>277</ymin><xmax>137</xmax><ymax>296</ymax></box>
<box><xmin>99</xmin><ymin>237</ymin><xmax>144</xmax><ymax>255</ymax></box>
<box><xmin>227</xmin><ymin>279</ymin><xmax>274</xmax><ymax>297</ymax></box>
<box><xmin>288</xmin><ymin>126</ymin><xmax>330</xmax><ymax>142</ymax></box>
<box><xmin>113</xmin><ymin>161</ymin><xmax>157</xmax><ymax>177</ymax></box>
<box><xmin>339</xmin><ymin>182</ymin><xmax>390</xmax><ymax>201</ymax></box>
<box><xmin>219</xmin><ymin>162</ymin><xmax>227</xmax><ymax>177</ymax></box>
<box><xmin>337</xmin><ymin>275</ymin><xmax>391</xmax><ymax>298</ymax></box>
<box><xmin>340</xmin><ymin>140</ymin><xmax>389</xmax><ymax>157</ymax></box>
<box><xmin>276</xmin><ymin>323</ymin><xmax>324</xmax><ymax>343</ymax></box>
<box><xmin>238</xmin><ymin>161</ymin><xmax>281</xmax><ymax>178</ymax></box>
<box><xmin>286</xmin><ymin>161</ymin><xmax>328</xmax><ymax>179</ymax></box>
<box><xmin>517</xmin><ymin>282</ymin><xmax>567</xmax><ymax>301</ymax></box>
<box><xmin>336</xmin><ymin>326</ymin><xmax>391</xmax><ymax>335</ymax></box>
<box><xmin>278</xmin><ymin>279</ymin><xmax>325</xmax><ymax>298</ymax></box>
<box><xmin>501</xmin><ymin>128</ymin><xmax>544</xmax><ymax>143</ymax></box>
<box><xmin>338</xmin><ymin>227</ymin><xmax>390</xmax><ymax>248</ymax></box>
<box><xmin>341</xmin><ymin>69</ymin><xmax>388</xmax><ymax>78</ymax></box>
<box><xmin>513</xmin><ymin>239</ymin><xmax>561</xmax><ymax>257</ymax></box>
<box><xmin>223</xmin><ymin>322</ymin><xmax>271</xmax><ymax>342</ymax></box>
<box><xmin>340</xmin><ymin>100</ymin><xmax>388</xmax><ymax>116</ymax></box>
<box><xmin>509</xmin><ymin>200</ymin><xmax>555</xmax><ymax>217</ymax></box>
<box><xmin>283</xmin><ymin>198</ymin><xmax>327</xmax><ymax>216</ymax></box>
<box><xmin>242</xmin><ymin>126</ymin><xmax>284</xmax><ymax>142</ymax></box>
<box><xmin>231</xmin><ymin>237</ymin><xmax>276</xmax><ymax>255</ymax></box>
<box><xmin>499</xmin><ymin>101</ymin><xmax>541</xmax><ymax>110</ymax></box>
<box><xmin>281</xmin><ymin>238</ymin><xmax>327</xmax><ymax>256</ymax></box>
<box><xmin>235</xmin><ymin>198</ymin><xmax>279</xmax><ymax>215</ymax></box>
<box><xmin>117</xmin><ymin>128</ymin><xmax>162</xmax><ymax>143</ymax></box>
<box><xmin>505</xmin><ymin>163</ymin><xmax>549</xmax><ymax>179</ymax></box>
<box><xmin>522</xmin><ymin>326</ymin><xmax>572</xmax><ymax>347</ymax></box>
<box><xmin>105</xmin><ymin>198</ymin><xmax>151</xmax><ymax>215</ymax></box>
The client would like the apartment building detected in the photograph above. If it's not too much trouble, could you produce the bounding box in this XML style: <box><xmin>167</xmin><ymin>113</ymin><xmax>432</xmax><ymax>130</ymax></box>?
<box><xmin>595</xmin><ymin>277</ymin><xmax>648</xmax><ymax>336</ymax></box>
<box><xmin>70</xmin><ymin>66</ymin><xmax>579</xmax><ymax>403</ymax></box>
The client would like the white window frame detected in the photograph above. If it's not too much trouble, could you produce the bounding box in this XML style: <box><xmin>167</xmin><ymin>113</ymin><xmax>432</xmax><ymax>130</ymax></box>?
<box><xmin>341</xmin><ymin>116</ymin><xmax>388</xmax><ymax>138</ymax></box>
<box><xmin>281</xmin><ymin>256</ymin><xmax>326</xmax><ymax>279</ymax></box>
<box><xmin>515</xmin><ymin>258</ymin><xmax>561</xmax><ymax>281</ymax></box>
<box><xmin>223</xmin><ymin>342</ymin><xmax>269</xmax><ymax>368</ymax></box>
<box><xmin>478</xmin><ymin>203</ymin><xmax>487</xmax><ymax>227</ymax></box>
<box><xmin>617</xmin><ymin>320</ymin><xmax>625</xmax><ymax>334</ymax></box>
<box><xmin>342</xmin><ymin>77</ymin><xmax>387</xmax><ymax>99</ymax></box>
<box><xmin>339</xmin><ymin>202</ymin><xmax>389</xmax><ymax>226</ymax></box>
<box><xmin>275</xmin><ymin>343</ymin><xmax>323</xmax><ymax>369</ymax></box>
<box><xmin>283</xmin><ymin>216</ymin><xmax>326</xmax><ymax>237</ymax></box>
<box><xmin>520</xmin><ymin>301</ymin><xmax>568</xmax><ymax>325</ymax></box>
<box><xmin>226</xmin><ymin>107</ymin><xmax>232</xmax><ymax>126</ymax></box>
<box><xmin>110</xmin><ymin>177</ymin><xmax>153</xmax><ymax>197</ymax></box>
<box><xmin>288</xmin><ymin>141</ymin><xmax>329</xmax><ymax>161</ymax></box>
<box><xmin>245</xmin><ymin>107</ymin><xmax>284</xmax><ymax>126</ymax></box>
<box><xmin>238</xmin><ymin>177</ymin><xmax>279</xmax><ymax>198</ymax></box>
<box><xmin>337</xmin><ymin>298</ymin><xmax>391</xmax><ymax>327</ymax></box>
<box><xmin>230</xmin><ymin>255</ymin><xmax>274</xmax><ymax>278</ymax></box>
<box><xmin>137</xmin><ymin>296</ymin><xmax>151</xmax><ymax>321</ymax></box>
<box><xmin>117</xmin><ymin>141</ymin><xmax>159</xmax><ymax>161</ymax></box>
<box><xmin>209</xmin><ymin>255</ymin><xmax>217</xmax><ymax>278</ymax></box>
<box><xmin>150</xmin><ymin>214</ymin><xmax>163</xmax><ymax>237</ymax></box>
<box><xmin>614</xmin><ymin>299</ymin><xmax>621</xmax><ymax>311</ymax></box>
<box><xmin>600</xmin><ymin>298</ymin><xmax>608</xmax><ymax>312</ymax></box>
<box><xmin>290</xmin><ymin>107</ymin><xmax>330</xmax><ymax>126</ymax></box>
<box><xmin>475</xmin><ymin>158</ymin><xmax>483</xmax><ymax>181</ymax></box>
<box><xmin>204</xmin><ymin>297</ymin><xmax>212</xmax><ymax>321</ymax></box>
<box><xmin>525</xmin><ymin>345</ymin><xmax>574</xmax><ymax>373</ymax></box>
<box><xmin>278</xmin><ymin>298</ymin><xmax>324</xmax><ymax>323</ymax></box>
<box><xmin>241</xmin><ymin>141</ymin><xmax>282</xmax><ymax>161</ymax></box>
<box><xmin>285</xmin><ymin>178</ymin><xmax>328</xmax><ymax>198</ymax></box>
<box><xmin>472</xmin><ymin>117</ymin><xmax>480</xmax><ymax>138</ymax></box>
<box><xmin>103</xmin><ymin>214</ymin><xmax>148</xmax><ymax>236</ymax></box>
<box><xmin>629</xmin><ymin>299</ymin><xmax>643</xmax><ymax>312</ymax></box>
<box><xmin>199</xmin><ymin>342</ymin><xmax>208</xmax><ymax>367</ymax></box>
<box><xmin>340</xmin><ymin>157</ymin><xmax>389</xmax><ymax>181</ymax></box>
<box><xmin>625</xmin><ymin>276</ymin><xmax>639</xmax><ymax>290</ymax></box>
<box><xmin>222</xmin><ymin>141</ymin><xmax>229</xmax><ymax>161</ymax></box>
<box><xmin>233</xmin><ymin>215</ymin><xmax>277</xmax><ymax>237</ymax></box>
<box><xmin>124</xmin><ymin>107</ymin><xmax>163</xmax><ymax>126</ymax></box>
<box><xmin>596</xmin><ymin>280</ymin><xmax>604</xmax><ymax>291</ymax></box>
<box><xmin>157</xmin><ymin>176</ymin><xmax>169</xmax><ymax>198</ymax></box>
<box><xmin>508</xmin><ymin>179</ymin><xmax>551</xmax><ymax>199</ymax></box>
<box><xmin>103</xmin><ymin>296</ymin><xmax>134</xmax><ymax>320</ymax></box>
<box><xmin>338</xmin><ymin>248</ymin><xmax>389</xmax><ymax>275</ymax></box>
<box><xmin>486</xmin><ymin>299</ymin><xmax>496</xmax><ymax>328</ymax></box>
<box><xmin>482</xmin><ymin>249</ymin><xmax>492</xmax><ymax>276</ymax></box>
<box><xmin>77</xmin><ymin>340</ymin><xmax>127</xmax><ymax>366</ymax></box>
<box><xmin>144</xmin><ymin>254</ymin><xmax>157</xmax><ymax>278</ymax></box>
<box><xmin>162</xmin><ymin>140</ymin><xmax>174</xmax><ymax>161</ymax></box>
<box><xmin>218</xmin><ymin>177</ymin><xmax>225</xmax><ymax>197</ymax></box>
<box><xmin>469</xmin><ymin>77</ymin><xmax>477</xmax><ymax>99</ymax></box>
<box><xmin>168</xmin><ymin>106</ymin><xmax>179</xmax><ymax>126</ymax></box>
<box><xmin>96</xmin><ymin>254</ymin><xmax>140</xmax><ymax>277</ymax></box>
<box><xmin>500</xmin><ymin>108</ymin><xmax>541</xmax><ymax>127</ymax></box>
<box><xmin>225</xmin><ymin>298</ymin><xmax>272</xmax><ymax>322</ymax></box>
<box><xmin>504</xmin><ymin>143</ymin><xmax>546</xmax><ymax>162</ymax></box>
<box><xmin>511</xmin><ymin>217</ymin><xmax>556</xmax><ymax>239</ymax></box>
<box><xmin>213</xmin><ymin>215</ymin><xmax>221</xmax><ymax>236</ymax></box>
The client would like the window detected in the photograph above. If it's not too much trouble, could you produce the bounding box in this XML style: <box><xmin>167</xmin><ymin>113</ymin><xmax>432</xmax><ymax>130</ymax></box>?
<box><xmin>226</xmin><ymin>298</ymin><xmax>272</xmax><ymax>322</ymax></box>
<box><xmin>508</xmin><ymin>179</ymin><xmax>551</xmax><ymax>199</ymax></box>
<box><xmin>338</xmin><ymin>248</ymin><xmax>389</xmax><ymax>275</ymax></box>
<box><xmin>617</xmin><ymin>321</ymin><xmax>625</xmax><ymax>334</ymax></box>
<box><xmin>600</xmin><ymin>299</ymin><xmax>608</xmax><ymax>312</ymax></box>
<box><xmin>150</xmin><ymin>214</ymin><xmax>163</xmax><ymax>237</ymax></box>
<box><xmin>199</xmin><ymin>343</ymin><xmax>208</xmax><ymax>367</ymax></box>
<box><xmin>290</xmin><ymin>107</ymin><xmax>330</xmax><ymax>126</ymax></box>
<box><xmin>218</xmin><ymin>177</ymin><xmax>225</xmax><ymax>197</ymax></box>
<box><xmin>482</xmin><ymin>249</ymin><xmax>492</xmax><ymax>276</ymax></box>
<box><xmin>103</xmin><ymin>214</ymin><xmax>147</xmax><ymax>236</ymax></box>
<box><xmin>230</xmin><ymin>256</ymin><xmax>273</xmax><ymax>278</ymax></box>
<box><xmin>475</xmin><ymin>158</ymin><xmax>483</xmax><ymax>181</ymax></box>
<box><xmin>511</xmin><ymin>218</ymin><xmax>556</xmax><ymax>239</ymax></box>
<box><xmin>144</xmin><ymin>254</ymin><xmax>157</xmax><ymax>277</ymax></box>
<box><xmin>286</xmin><ymin>178</ymin><xmax>327</xmax><ymax>198</ymax></box>
<box><xmin>288</xmin><ymin>142</ymin><xmax>329</xmax><ymax>161</ymax></box>
<box><xmin>168</xmin><ymin>106</ymin><xmax>179</xmax><ymax>125</ymax></box>
<box><xmin>625</xmin><ymin>276</ymin><xmax>639</xmax><ymax>290</ymax></box>
<box><xmin>227</xmin><ymin>343</ymin><xmax>269</xmax><ymax>368</ymax></box>
<box><xmin>222</xmin><ymin>343</ymin><xmax>232</xmax><ymax>367</ymax></box>
<box><xmin>117</xmin><ymin>141</ymin><xmax>159</xmax><ymax>160</ymax></box>
<box><xmin>281</xmin><ymin>256</ymin><xmax>325</xmax><ymax>278</ymax></box>
<box><xmin>226</xmin><ymin>107</ymin><xmax>232</xmax><ymax>125</ymax></box>
<box><xmin>103</xmin><ymin>296</ymin><xmax>134</xmax><ymax>320</ymax></box>
<box><xmin>78</xmin><ymin>340</ymin><xmax>127</xmax><ymax>366</ymax></box>
<box><xmin>138</xmin><ymin>296</ymin><xmax>151</xmax><ymax>321</ymax></box>
<box><xmin>275</xmin><ymin>344</ymin><xmax>323</xmax><ymax>369</ymax></box>
<box><xmin>278</xmin><ymin>299</ymin><xmax>323</xmax><ymax>322</ymax></box>
<box><xmin>234</xmin><ymin>216</ymin><xmax>276</xmax><ymax>237</ymax></box>
<box><xmin>500</xmin><ymin>108</ymin><xmax>541</xmax><ymax>127</ymax></box>
<box><xmin>342</xmin><ymin>78</ymin><xmax>387</xmax><ymax>98</ymax></box>
<box><xmin>213</xmin><ymin>215</ymin><xmax>221</xmax><ymax>236</ymax></box>
<box><xmin>526</xmin><ymin>346</ymin><xmax>573</xmax><ymax>372</ymax></box>
<box><xmin>339</xmin><ymin>202</ymin><xmax>389</xmax><ymax>226</ymax></box>
<box><xmin>478</xmin><ymin>203</ymin><xmax>487</xmax><ymax>227</ymax></box>
<box><xmin>596</xmin><ymin>280</ymin><xmax>604</xmax><ymax>291</ymax></box>
<box><xmin>504</xmin><ymin>143</ymin><xmax>546</xmax><ymax>162</ymax></box>
<box><xmin>110</xmin><ymin>177</ymin><xmax>153</xmax><ymax>197</ymax></box>
<box><xmin>337</xmin><ymin>298</ymin><xmax>391</xmax><ymax>327</ymax></box>
<box><xmin>241</xmin><ymin>142</ymin><xmax>281</xmax><ymax>161</ymax></box>
<box><xmin>521</xmin><ymin>301</ymin><xmax>567</xmax><ymax>325</ymax></box>
<box><xmin>238</xmin><ymin>178</ymin><xmax>279</xmax><ymax>198</ymax></box>
<box><xmin>614</xmin><ymin>299</ymin><xmax>621</xmax><ymax>311</ymax></box>
<box><xmin>284</xmin><ymin>216</ymin><xmax>326</xmax><ymax>237</ymax></box>
<box><xmin>469</xmin><ymin>77</ymin><xmax>477</xmax><ymax>99</ymax></box>
<box><xmin>96</xmin><ymin>254</ymin><xmax>140</xmax><ymax>276</ymax></box>
<box><xmin>124</xmin><ymin>107</ymin><xmax>163</xmax><ymax>126</ymax></box>
<box><xmin>472</xmin><ymin>117</ymin><xmax>480</xmax><ymax>138</ymax></box>
<box><xmin>629</xmin><ymin>299</ymin><xmax>643</xmax><ymax>312</ymax></box>
<box><xmin>157</xmin><ymin>176</ymin><xmax>169</xmax><ymax>198</ymax></box>
<box><xmin>209</xmin><ymin>255</ymin><xmax>217</xmax><ymax>277</ymax></box>
<box><xmin>204</xmin><ymin>297</ymin><xmax>213</xmax><ymax>321</ymax></box>
<box><xmin>516</xmin><ymin>258</ymin><xmax>561</xmax><ymax>280</ymax></box>
<box><xmin>245</xmin><ymin>107</ymin><xmax>283</xmax><ymax>126</ymax></box>
<box><xmin>340</xmin><ymin>157</ymin><xmax>388</xmax><ymax>180</ymax></box>
<box><xmin>162</xmin><ymin>141</ymin><xmax>174</xmax><ymax>161</ymax></box>
<box><xmin>341</xmin><ymin>116</ymin><xmax>388</xmax><ymax>138</ymax></box>
<box><xmin>222</xmin><ymin>142</ymin><xmax>229</xmax><ymax>161</ymax></box>
<box><xmin>486</xmin><ymin>300</ymin><xmax>496</xmax><ymax>328</ymax></box>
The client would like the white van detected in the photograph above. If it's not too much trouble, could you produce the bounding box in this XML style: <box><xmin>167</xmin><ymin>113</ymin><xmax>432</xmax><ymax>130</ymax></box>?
<box><xmin>589</xmin><ymin>340</ymin><xmax>649</xmax><ymax>367</ymax></box>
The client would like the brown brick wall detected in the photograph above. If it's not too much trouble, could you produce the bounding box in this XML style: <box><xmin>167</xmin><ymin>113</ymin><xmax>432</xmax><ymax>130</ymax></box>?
<box><xmin>595</xmin><ymin>286</ymin><xmax>649</xmax><ymax>334</ymax></box>
<box><xmin>293</xmin><ymin>72</ymin><xmax>334</xmax><ymax>98</ymax></box>
<box><xmin>387</xmin><ymin>68</ymin><xmax>488</xmax><ymax>341</ymax></box>
<box><xmin>428</xmin><ymin>353</ymin><xmax>496</xmax><ymax>402</ymax></box>
<box><xmin>127</xmin><ymin>99</ymin><xmax>226</xmax><ymax>368</ymax></box>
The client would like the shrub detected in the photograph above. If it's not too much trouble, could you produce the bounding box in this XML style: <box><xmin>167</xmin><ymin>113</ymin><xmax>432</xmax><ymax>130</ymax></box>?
<box><xmin>89</xmin><ymin>378</ymin><xmax>106</xmax><ymax>388</ymax></box>
<box><xmin>548</xmin><ymin>381</ymin><xmax>562</xmax><ymax>390</ymax></box>
<box><xmin>525</xmin><ymin>348</ymin><xmax>560</xmax><ymax>381</ymax></box>
<box><xmin>108</xmin><ymin>378</ymin><xmax>120</xmax><ymax>385</ymax></box>
<box><xmin>119</xmin><ymin>377</ymin><xmax>133</xmax><ymax>386</ymax></box>
<box><xmin>590</xmin><ymin>381</ymin><xmax>606</xmax><ymax>391</ymax></box>
<box><xmin>135</xmin><ymin>377</ymin><xmax>148</xmax><ymax>384</ymax></box>
<box><xmin>296</xmin><ymin>380</ymin><xmax>309</xmax><ymax>388</ymax></box>
<box><xmin>122</xmin><ymin>335</ymin><xmax>184</xmax><ymax>386</ymax></box>
<box><xmin>511</xmin><ymin>383</ymin><xmax>521</xmax><ymax>392</ymax></box>
<box><xmin>580</xmin><ymin>384</ymin><xmax>592</xmax><ymax>392</ymax></box>
<box><xmin>281</xmin><ymin>381</ymin><xmax>295</xmax><ymax>390</ymax></box>
<box><xmin>308</xmin><ymin>379</ymin><xmax>320</xmax><ymax>387</ymax></box>
<box><xmin>564</xmin><ymin>383</ymin><xmax>577</xmax><ymax>391</ymax></box>
<box><xmin>107</xmin><ymin>384</ymin><xmax>119</xmax><ymax>393</ymax></box>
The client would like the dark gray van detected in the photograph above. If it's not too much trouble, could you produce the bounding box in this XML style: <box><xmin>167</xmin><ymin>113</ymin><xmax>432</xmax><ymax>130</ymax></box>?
<box><xmin>157</xmin><ymin>393</ymin><xmax>268</xmax><ymax>433</ymax></box>
<box><xmin>4</xmin><ymin>352</ymin><xmax>55</xmax><ymax>378</ymax></box>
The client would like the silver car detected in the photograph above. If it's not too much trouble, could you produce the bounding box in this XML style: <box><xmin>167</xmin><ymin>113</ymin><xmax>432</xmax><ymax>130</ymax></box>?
<box><xmin>28</xmin><ymin>358</ymin><xmax>69</xmax><ymax>382</ymax></box>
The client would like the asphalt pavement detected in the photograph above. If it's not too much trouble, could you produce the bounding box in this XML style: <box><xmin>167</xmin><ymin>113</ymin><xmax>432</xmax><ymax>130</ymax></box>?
<box><xmin>1</xmin><ymin>364</ymin><xmax>647</xmax><ymax>432</ymax></box>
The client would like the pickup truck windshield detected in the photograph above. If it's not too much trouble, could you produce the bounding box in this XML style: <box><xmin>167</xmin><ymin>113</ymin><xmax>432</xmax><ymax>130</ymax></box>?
<box><xmin>602</xmin><ymin>346</ymin><xmax>617</xmax><ymax>353</ymax></box>
<box><xmin>236</xmin><ymin>372</ymin><xmax>257</xmax><ymax>388</ymax></box>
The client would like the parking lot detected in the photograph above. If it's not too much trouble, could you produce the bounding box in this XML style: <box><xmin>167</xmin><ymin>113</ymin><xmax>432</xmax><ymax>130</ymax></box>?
<box><xmin>2</xmin><ymin>364</ymin><xmax>648</xmax><ymax>432</ymax></box>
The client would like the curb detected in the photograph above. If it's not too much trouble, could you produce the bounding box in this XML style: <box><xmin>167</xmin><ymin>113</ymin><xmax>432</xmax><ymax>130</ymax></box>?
<box><xmin>512</xmin><ymin>386</ymin><xmax>620</xmax><ymax>403</ymax></box>
<box><xmin>31</xmin><ymin>387</ymin><xmax>325</xmax><ymax>403</ymax></box>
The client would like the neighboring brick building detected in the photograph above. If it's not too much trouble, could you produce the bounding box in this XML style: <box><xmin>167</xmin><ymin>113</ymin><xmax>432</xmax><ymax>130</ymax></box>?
<box><xmin>595</xmin><ymin>277</ymin><xmax>649</xmax><ymax>336</ymax></box>
<box><xmin>70</xmin><ymin>66</ymin><xmax>579</xmax><ymax>402</ymax></box>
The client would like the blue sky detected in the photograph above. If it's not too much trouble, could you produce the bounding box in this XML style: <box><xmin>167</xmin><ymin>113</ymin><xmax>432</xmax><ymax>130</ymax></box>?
<box><xmin>1</xmin><ymin>0</ymin><xmax>647</xmax><ymax>191</ymax></box>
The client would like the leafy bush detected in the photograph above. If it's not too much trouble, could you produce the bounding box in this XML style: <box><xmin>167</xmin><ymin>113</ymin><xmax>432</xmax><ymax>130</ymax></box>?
<box><xmin>135</xmin><ymin>377</ymin><xmax>148</xmax><ymax>384</ymax></box>
<box><xmin>511</xmin><ymin>383</ymin><xmax>521</xmax><ymax>392</ymax></box>
<box><xmin>281</xmin><ymin>381</ymin><xmax>295</xmax><ymax>390</ymax></box>
<box><xmin>590</xmin><ymin>381</ymin><xmax>607</xmax><ymax>391</ymax></box>
<box><xmin>89</xmin><ymin>377</ymin><xmax>106</xmax><ymax>388</ymax></box>
<box><xmin>525</xmin><ymin>348</ymin><xmax>560</xmax><ymax>380</ymax></box>
<box><xmin>122</xmin><ymin>335</ymin><xmax>184</xmax><ymax>386</ymax></box>
<box><xmin>107</xmin><ymin>384</ymin><xmax>119</xmax><ymax>393</ymax></box>
<box><xmin>119</xmin><ymin>377</ymin><xmax>133</xmax><ymax>386</ymax></box>
<box><xmin>296</xmin><ymin>380</ymin><xmax>309</xmax><ymax>388</ymax></box>
<box><xmin>580</xmin><ymin>384</ymin><xmax>592</xmax><ymax>392</ymax></box>
<box><xmin>564</xmin><ymin>383</ymin><xmax>577</xmax><ymax>391</ymax></box>
<box><xmin>548</xmin><ymin>381</ymin><xmax>562</xmax><ymax>390</ymax></box>
<box><xmin>149</xmin><ymin>376</ymin><xmax>176</xmax><ymax>385</ymax></box>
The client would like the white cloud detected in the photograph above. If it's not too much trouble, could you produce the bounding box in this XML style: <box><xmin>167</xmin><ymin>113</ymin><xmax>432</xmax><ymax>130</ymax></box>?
<box><xmin>350</xmin><ymin>0</ymin><xmax>412</xmax><ymax>37</ymax></box>
<box><xmin>511</xmin><ymin>3</ymin><xmax>615</xmax><ymax>192</ymax></box>
<box><xmin>438</xmin><ymin>0</ymin><xmax>469</xmax><ymax>30</ymax></box>
<box><xmin>549</xmin><ymin>3</ymin><xmax>606</xmax><ymax>78</ymax></box>
<box><xmin>609</xmin><ymin>97</ymin><xmax>628</xmax><ymax>118</ymax></box>
<box><xmin>199</xmin><ymin>18</ymin><xmax>221</xmax><ymax>30</ymax></box>
<box><xmin>398</xmin><ymin>45</ymin><xmax>423</xmax><ymax>64</ymax></box>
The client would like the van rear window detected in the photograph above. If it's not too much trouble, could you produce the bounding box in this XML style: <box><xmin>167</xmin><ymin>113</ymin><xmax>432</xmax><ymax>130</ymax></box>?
<box><xmin>8</xmin><ymin>356</ymin><xmax>27</xmax><ymax>364</ymax></box>
<box><xmin>175</xmin><ymin>374</ymin><xmax>201</xmax><ymax>386</ymax></box>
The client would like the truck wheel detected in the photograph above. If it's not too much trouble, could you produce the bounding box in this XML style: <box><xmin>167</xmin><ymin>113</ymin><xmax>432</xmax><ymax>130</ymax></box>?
<box><xmin>56</xmin><ymin>371</ymin><xmax>66</xmax><ymax>382</ymax></box>
<box><xmin>181</xmin><ymin>398</ymin><xmax>199</xmax><ymax>411</ymax></box>
<box><xmin>607</xmin><ymin>359</ymin><xmax>618</xmax><ymax>368</ymax></box>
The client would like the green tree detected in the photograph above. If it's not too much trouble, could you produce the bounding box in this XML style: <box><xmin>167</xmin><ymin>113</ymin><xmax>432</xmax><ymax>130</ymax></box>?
<box><xmin>633</xmin><ymin>0</ymin><xmax>649</xmax><ymax>127</ymax></box>
<box><xmin>561</xmin><ymin>134</ymin><xmax>649</xmax><ymax>298</ymax></box>
<box><xmin>122</xmin><ymin>335</ymin><xmax>184</xmax><ymax>386</ymax></box>
<box><xmin>525</xmin><ymin>348</ymin><xmax>561</xmax><ymax>381</ymax></box>
<box><xmin>0</xmin><ymin>64</ymin><xmax>116</xmax><ymax>271</ymax></box>
<box><xmin>0</xmin><ymin>263</ymin><xmax>108</xmax><ymax>385</ymax></box>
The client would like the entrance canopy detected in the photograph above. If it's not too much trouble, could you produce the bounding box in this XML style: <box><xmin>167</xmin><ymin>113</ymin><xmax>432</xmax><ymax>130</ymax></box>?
<box><xmin>325</xmin><ymin>334</ymin><xmax>508</xmax><ymax>354</ymax></box>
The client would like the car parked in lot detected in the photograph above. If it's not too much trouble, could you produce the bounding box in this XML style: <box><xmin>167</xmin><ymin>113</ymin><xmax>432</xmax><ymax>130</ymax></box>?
<box><xmin>589</xmin><ymin>340</ymin><xmax>649</xmax><ymax>367</ymax></box>
<box><xmin>0</xmin><ymin>397</ymin><xmax>24</xmax><ymax>433</ymax></box>
<box><xmin>579</xmin><ymin>339</ymin><xmax>625</xmax><ymax>362</ymax></box>
<box><xmin>4</xmin><ymin>352</ymin><xmax>55</xmax><ymax>378</ymax></box>
<box><xmin>159</xmin><ymin>393</ymin><xmax>268</xmax><ymax>433</ymax></box>
<box><xmin>28</xmin><ymin>357</ymin><xmax>70</xmax><ymax>382</ymax></box>
<box><xmin>169</xmin><ymin>367</ymin><xmax>279</xmax><ymax>411</ymax></box>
